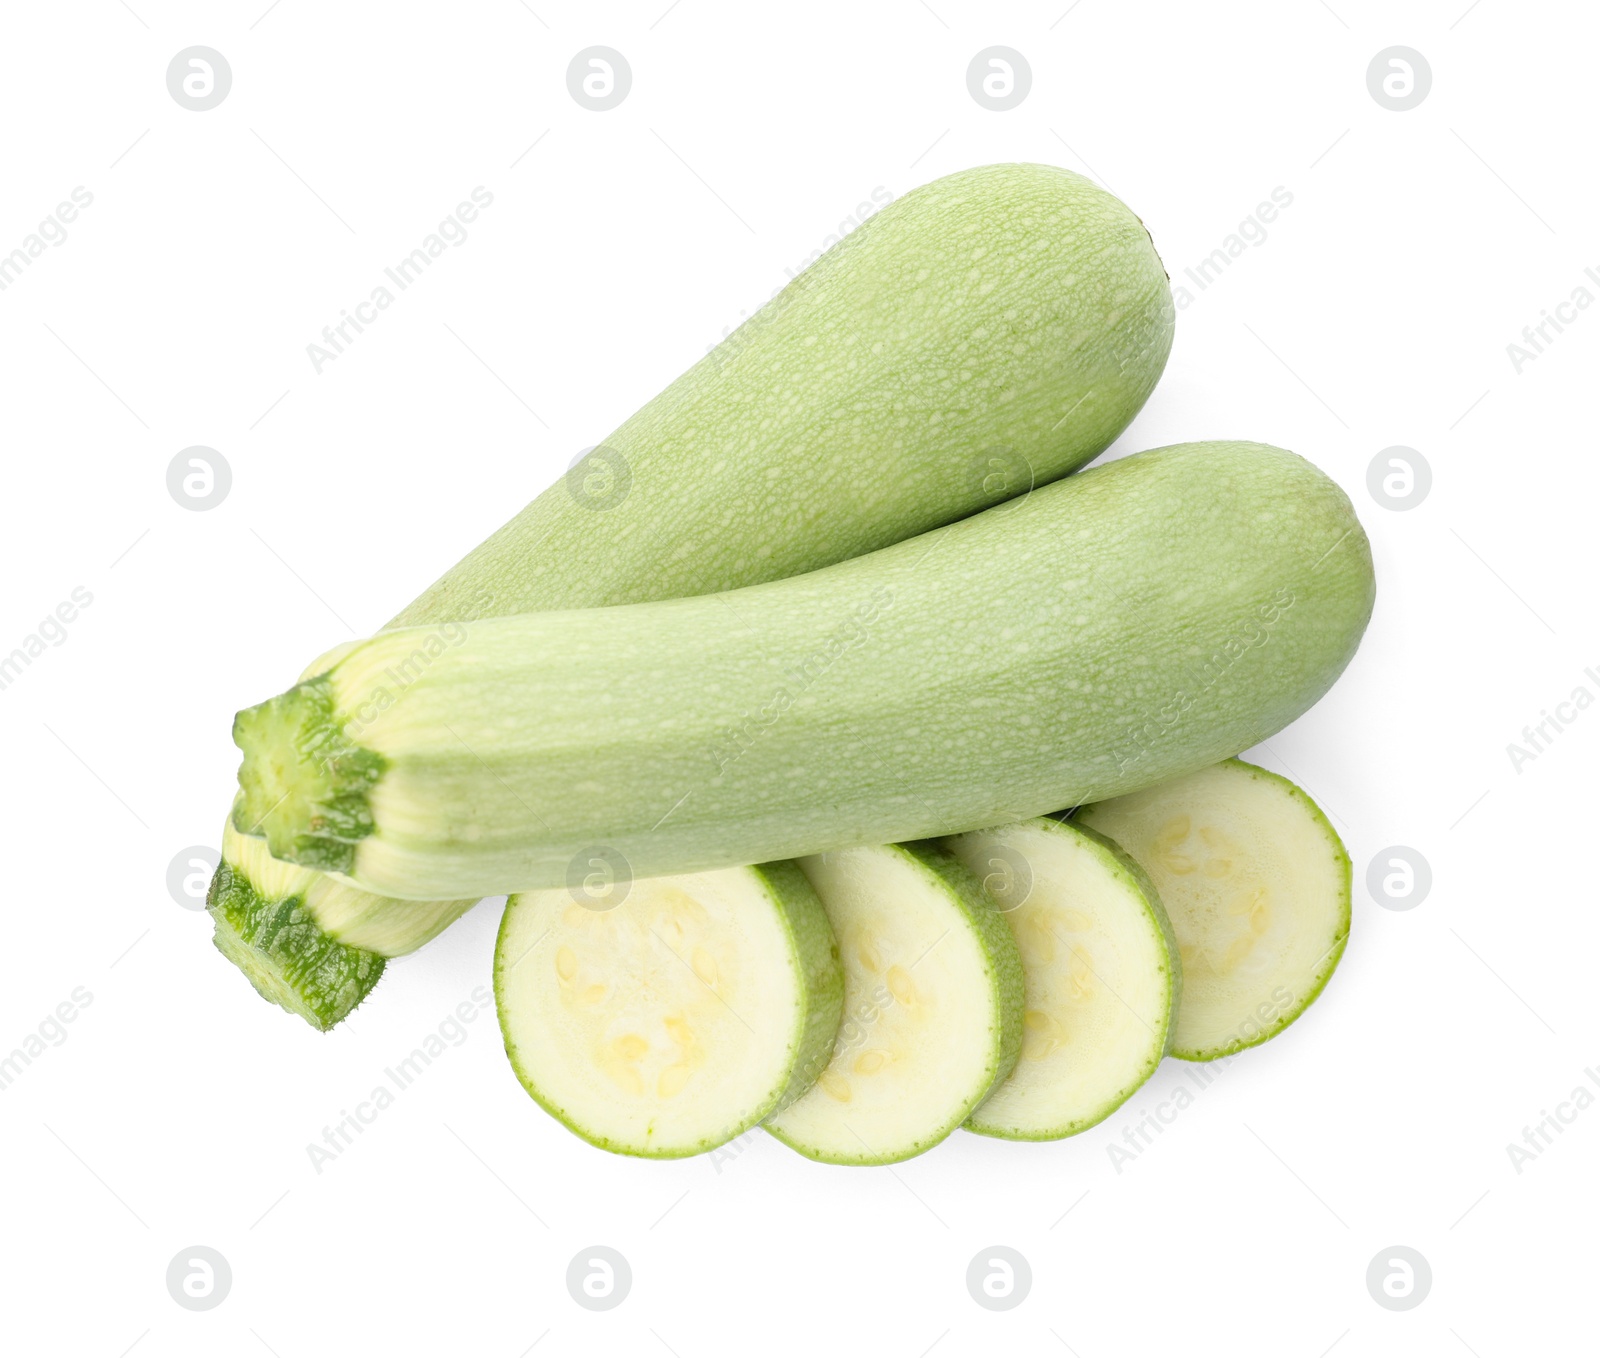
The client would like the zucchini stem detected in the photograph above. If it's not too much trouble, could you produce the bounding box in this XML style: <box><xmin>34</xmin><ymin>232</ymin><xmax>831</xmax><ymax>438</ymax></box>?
<box><xmin>231</xmin><ymin>674</ymin><xmax>384</xmax><ymax>874</ymax></box>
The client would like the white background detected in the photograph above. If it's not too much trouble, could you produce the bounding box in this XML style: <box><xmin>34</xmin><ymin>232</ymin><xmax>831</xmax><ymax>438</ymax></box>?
<box><xmin>0</xmin><ymin>1</ymin><xmax>1594</xmax><ymax>1353</ymax></box>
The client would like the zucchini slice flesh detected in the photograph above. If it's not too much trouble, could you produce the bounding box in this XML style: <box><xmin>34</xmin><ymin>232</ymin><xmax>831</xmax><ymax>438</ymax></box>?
<box><xmin>1077</xmin><ymin>758</ymin><xmax>1350</xmax><ymax>1061</ymax></box>
<box><xmin>495</xmin><ymin>862</ymin><xmax>841</xmax><ymax>1158</ymax></box>
<box><xmin>764</xmin><ymin>843</ymin><xmax>1023</xmax><ymax>1166</ymax></box>
<box><xmin>944</xmin><ymin>818</ymin><xmax>1178</xmax><ymax>1140</ymax></box>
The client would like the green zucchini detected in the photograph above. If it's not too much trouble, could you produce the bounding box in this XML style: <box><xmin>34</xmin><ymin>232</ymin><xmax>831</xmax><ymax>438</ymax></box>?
<box><xmin>763</xmin><ymin>843</ymin><xmax>1023</xmax><ymax>1165</ymax></box>
<box><xmin>211</xmin><ymin>160</ymin><xmax>1175</xmax><ymax>1028</ymax></box>
<box><xmin>944</xmin><ymin>818</ymin><xmax>1178</xmax><ymax>1140</ymax></box>
<box><xmin>1077</xmin><ymin>758</ymin><xmax>1351</xmax><ymax>1060</ymax></box>
<box><xmin>495</xmin><ymin>862</ymin><xmax>841</xmax><ymax>1157</ymax></box>
<box><xmin>232</xmin><ymin>441</ymin><xmax>1375</xmax><ymax>898</ymax></box>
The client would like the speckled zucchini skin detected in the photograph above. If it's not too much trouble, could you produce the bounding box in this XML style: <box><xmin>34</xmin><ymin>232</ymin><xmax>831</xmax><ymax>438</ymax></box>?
<box><xmin>236</xmin><ymin>442</ymin><xmax>1374</xmax><ymax>898</ymax></box>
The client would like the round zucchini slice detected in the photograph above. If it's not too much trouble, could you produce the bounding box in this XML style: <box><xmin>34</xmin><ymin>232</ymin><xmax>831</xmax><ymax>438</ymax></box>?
<box><xmin>495</xmin><ymin>861</ymin><xmax>841</xmax><ymax>1157</ymax></box>
<box><xmin>944</xmin><ymin>817</ymin><xmax>1178</xmax><ymax>1139</ymax></box>
<box><xmin>1077</xmin><ymin>758</ymin><xmax>1350</xmax><ymax>1061</ymax></box>
<box><xmin>764</xmin><ymin>843</ymin><xmax>1023</xmax><ymax>1165</ymax></box>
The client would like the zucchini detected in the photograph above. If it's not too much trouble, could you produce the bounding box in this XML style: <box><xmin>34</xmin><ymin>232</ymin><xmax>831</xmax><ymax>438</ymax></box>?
<box><xmin>1077</xmin><ymin>758</ymin><xmax>1351</xmax><ymax>1060</ymax></box>
<box><xmin>495</xmin><ymin>862</ymin><xmax>841</xmax><ymax>1158</ymax></box>
<box><xmin>232</xmin><ymin>441</ymin><xmax>1375</xmax><ymax>898</ymax></box>
<box><xmin>763</xmin><ymin>843</ymin><xmax>1023</xmax><ymax>1165</ymax></box>
<box><xmin>211</xmin><ymin>160</ymin><xmax>1175</xmax><ymax>1028</ymax></box>
<box><xmin>944</xmin><ymin>818</ymin><xmax>1178</xmax><ymax>1140</ymax></box>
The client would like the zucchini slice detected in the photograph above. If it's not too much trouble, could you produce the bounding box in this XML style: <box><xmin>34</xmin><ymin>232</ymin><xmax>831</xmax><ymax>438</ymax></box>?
<box><xmin>764</xmin><ymin>843</ymin><xmax>1023</xmax><ymax>1166</ymax></box>
<box><xmin>494</xmin><ymin>862</ymin><xmax>841</xmax><ymax>1158</ymax></box>
<box><xmin>944</xmin><ymin>818</ymin><xmax>1178</xmax><ymax>1140</ymax></box>
<box><xmin>1077</xmin><ymin>758</ymin><xmax>1350</xmax><ymax>1061</ymax></box>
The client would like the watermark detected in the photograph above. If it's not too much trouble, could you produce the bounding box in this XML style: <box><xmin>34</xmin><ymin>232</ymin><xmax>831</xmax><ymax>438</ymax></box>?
<box><xmin>974</xmin><ymin>444</ymin><xmax>1036</xmax><ymax>516</ymax></box>
<box><xmin>1366</xmin><ymin>446</ymin><xmax>1430</xmax><ymax>511</ymax></box>
<box><xmin>1367</xmin><ymin>48</ymin><xmax>1431</xmax><ymax>112</ymax></box>
<box><xmin>307</xmin><ymin>188</ymin><xmax>495</xmax><ymax>374</ymax></box>
<box><xmin>710</xmin><ymin>584</ymin><xmax>895</xmax><ymax>774</ymax></box>
<box><xmin>1104</xmin><ymin>1056</ymin><xmax>1238</xmax><ymax>1173</ymax></box>
<box><xmin>1102</xmin><ymin>993</ymin><xmax>1294</xmax><ymax>1174</ymax></box>
<box><xmin>1505</xmin><ymin>668</ymin><xmax>1600</xmax><ymax>773</ymax></box>
<box><xmin>337</xmin><ymin>620</ymin><xmax>471</xmax><ymax>740</ymax></box>
<box><xmin>167</xmin><ymin>446</ymin><xmax>231</xmax><ymax>510</ymax></box>
<box><xmin>0</xmin><ymin>187</ymin><xmax>94</xmax><ymax>294</ymax></box>
<box><xmin>1170</xmin><ymin>187</ymin><xmax>1294</xmax><ymax>311</ymax></box>
<box><xmin>972</xmin><ymin>842</ymin><xmax>1035</xmax><ymax>913</ymax></box>
<box><xmin>1505</xmin><ymin>1067</ymin><xmax>1600</xmax><ymax>1175</ymax></box>
<box><xmin>1366</xmin><ymin>1246</ymin><xmax>1431</xmax><ymax>1310</ymax></box>
<box><xmin>782</xmin><ymin>187</ymin><xmax>895</xmax><ymax>281</ymax></box>
<box><xmin>0</xmin><ymin>986</ymin><xmax>94</xmax><ymax>1092</ymax></box>
<box><xmin>705</xmin><ymin>187</ymin><xmax>896</xmax><ymax>359</ymax></box>
<box><xmin>168</xmin><ymin>845</ymin><xmax>221</xmax><ymax>910</ymax></box>
<box><xmin>0</xmin><ymin>587</ymin><xmax>94</xmax><ymax>695</ymax></box>
<box><xmin>1507</xmin><ymin>267</ymin><xmax>1600</xmax><ymax>373</ymax></box>
<box><xmin>708</xmin><ymin>1127</ymin><xmax>763</xmax><ymax>1174</ymax></box>
<box><xmin>967</xmin><ymin>47</ymin><xmax>1031</xmax><ymax>111</ymax></box>
<box><xmin>567</xmin><ymin>846</ymin><xmax>632</xmax><ymax>911</ymax></box>
<box><xmin>167</xmin><ymin>47</ymin><xmax>232</xmax><ymax>111</ymax></box>
<box><xmin>304</xmin><ymin>986</ymin><xmax>493</xmax><ymax>1173</ymax></box>
<box><xmin>567</xmin><ymin>48</ymin><xmax>631</xmax><ymax>111</ymax></box>
<box><xmin>966</xmin><ymin>1246</ymin><xmax>1032</xmax><ymax>1310</ymax></box>
<box><xmin>567</xmin><ymin>1246</ymin><xmax>631</xmax><ymax>1310</ymax></box>
<box><xmin>566</xmin><ymin>445</ymin><xmax>632</xmax><ymax>512</ymax></box>
<box><xmin>166</xmin><ymin>1246</ymin><xmax>232</xmax><ymax>1311</ymax></box>
<box><xmin>817</xmin><ymin>979</ymin><xmax>896</xmax><ymax>1083</ymax></box>
<box><xmin>1107</xmin><ymin>586</ymin><xmax>1295</xmax><ymax>778</ymax></box>
<box><xmin>1366</xmin><ymin>846</ymin><xmax>1430</xmax><ymax>910</ymax></box>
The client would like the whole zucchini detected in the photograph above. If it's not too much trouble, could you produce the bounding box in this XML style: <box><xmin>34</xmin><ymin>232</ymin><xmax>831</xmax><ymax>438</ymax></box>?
<box><xmin>233</xmin><ymin>441</ymin><xmax>1374</xmax><ymax>899</ymax></box>
<box><xmin>211</xmin><ymin>161</ymin><xmax>1176</xmax><ymax>1026</ymax></box>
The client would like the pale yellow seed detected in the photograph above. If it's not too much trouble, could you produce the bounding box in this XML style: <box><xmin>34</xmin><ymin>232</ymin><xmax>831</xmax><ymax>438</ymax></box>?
<box><xmin>614</xmin><ymin>1033</ymin><xmax>648</xmax><ymax>1062</ymax></box>
<box><xmin>555</xmin><ymin>947</ymin><xmax>577</xmax><ymax>981</ymax></box>
<box><xmin>666</xmin><ymin>889</ymin><xmax>708</xmax><ymax>926</ymax></box>
<box><xmin>854</xmin><ymin>1049</ymin><xmax>888</xmax><ymax>1076</ymax></box>
<box><xmin>1202</xmin><ymin>858</ymin><xmax>1232</xmax><ymax>879</ymax></box>
<box><xmin>886</xmin><ymin>965</ymin><xmax>916</xmax><ymax>1006</ymax></box>
<box><xmin>657</xmin><ymin>1064</ymin><xmax>691</xmax><ymax>1098</ymax></box>
<box><xmin>1158</xmin><ymin>815</ymin><xmax>1191</xmax><ymax>844</ymax></box>
<box><xmin>1179</xmin><ymin>943</ymin><xmax>1199</xmax><ymax>968</ymax></box>
<box><xmin>1162</xmin><ymin>852</ymin><xmax>1197</xmax><ymax>874</ymax></box>
<box><xmin>1027</xmin><ymin>915</ymin><xmax>1056</xmax><ymax>965</ymax></box>
<box><xmin>856</xmin><ymin>933</ymin><xmax>883</xmax><ymax>974</ymax></box>
<box><xmin>665</xmin><ymin>1015</ymin><xmax>695</xmax><ymax>1050</ymax></box>
<box><xmin>1251</xmin><ymin>897</ymin><xmax>1273</xmax><ymax>935</ymax></box>
<box><xmin>1068</xmin><ymin>962</ymin><xmax>1096</xmax><ymax>1003</ymax></box>
<box><xmin>582</xmin><ymin>984</ymin><xmax>606</xmax><ymax>1005</ymax></box>
<box><xmin>818</xmin><ymin>1069</ymin><xmax>852</xmax><ymax>1102</ymax></box>
<box><xmin>691</xmin><ymin>947</ymin><xmax>718</xmax><ymax>987</ymax></box>
<box><xmin>1022</xmin><ymin>1010</ymin><xmax>1065</xmax><ymax>1060</ymax></box>
<box><xmin>1221</xmin><ymin>935</ymin><xmax>1254</xmax><ymax>972</ymax></box>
